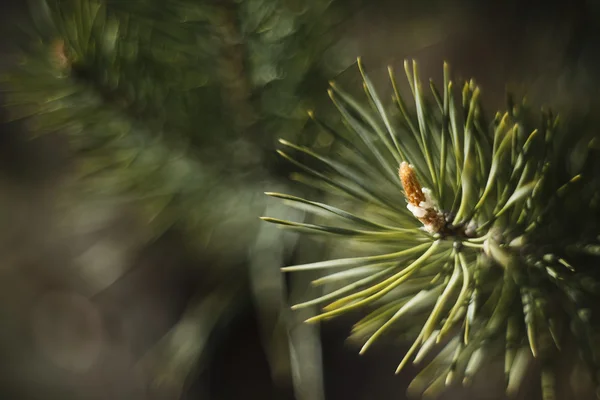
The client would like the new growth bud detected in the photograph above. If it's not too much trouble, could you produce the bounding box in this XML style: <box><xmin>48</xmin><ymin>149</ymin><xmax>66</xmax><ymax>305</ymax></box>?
<box><xmin>399</xmin><ymin>162</ymin><xmax>446</xmax><ymax>234</ymax></box>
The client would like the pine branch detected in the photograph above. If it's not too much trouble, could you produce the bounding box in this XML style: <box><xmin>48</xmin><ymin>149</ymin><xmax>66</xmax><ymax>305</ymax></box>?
<box><xmin>214</xmin><ymin>0</ymin><xmax>258</xmax><ymax>134</ymax></box>
<box><xmin>1</xmin><ymin>2</ymin><xmax>353</xmax><ymax>398</ymax></box>
<box><xmin>2</xmin><ymin>0</ymin><xmax>351</xmax><ymax>236</ymax></box>
<box><xmin>265</xmin><ymin>59</ymin><xmax>600</xmax><ymax>399</ymax></box>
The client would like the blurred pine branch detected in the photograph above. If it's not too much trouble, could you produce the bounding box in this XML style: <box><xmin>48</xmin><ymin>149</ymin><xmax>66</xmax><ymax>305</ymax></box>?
<box><xmin>0</xmin><ymin>0</ymin><xmax>358</xmax><ymax>398</ymax></box>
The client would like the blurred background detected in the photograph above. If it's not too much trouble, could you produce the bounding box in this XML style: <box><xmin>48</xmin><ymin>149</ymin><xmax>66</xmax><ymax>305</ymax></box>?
<box><xmin>0</xmin><ymin>0</ymin><xmax>600</xmax><ymax>399</ymax></box>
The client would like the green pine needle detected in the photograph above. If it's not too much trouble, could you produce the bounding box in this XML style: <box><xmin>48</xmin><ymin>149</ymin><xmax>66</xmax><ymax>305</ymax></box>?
<box><xmin>264</xmin><ymin>59</ymin><xmax>600</xmax><ymax>399</ymax></box>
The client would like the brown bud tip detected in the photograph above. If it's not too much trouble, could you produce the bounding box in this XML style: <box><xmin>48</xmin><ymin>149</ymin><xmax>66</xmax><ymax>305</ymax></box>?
<box><xmin>51</xmin><ymin>39</ymin><xmax>70</xmax><ymax>70</ymax></box>
<box><xmin>399</xmin><ymin>162</ymin><xmax>425</xmax><ymax>206</ymax></box>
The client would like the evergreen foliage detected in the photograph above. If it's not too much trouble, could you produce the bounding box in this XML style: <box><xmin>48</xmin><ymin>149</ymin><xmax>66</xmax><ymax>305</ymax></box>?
<box><xmin>265</xmin><ymin>59</ymin><xmax>600</xmax><ymax>398</ymax></box>
<box><xmin>2</xmin><ymin>0</ymin><xmax>349</xmax><ymax>246</ymax></box>
<box><xmin>0</xmin><ymin>0</ymin><xmax>353</xmax><ymax>397</ymax></box>
<box><xmin>3</xmin><ymin>0</ymin><xmax>600</xmax><ymax>398</ymax></box>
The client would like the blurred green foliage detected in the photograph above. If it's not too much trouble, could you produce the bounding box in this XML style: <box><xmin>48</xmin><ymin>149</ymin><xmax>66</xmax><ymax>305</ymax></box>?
<box><xmin>0</xmin><ymin>0</ymin><xmax>358</xmax><ymax>398</ymax></box>
<box><xmin>2</xmin><ymin>0</ymin><xmax>356</xmax><ymax>252</ymax></box>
